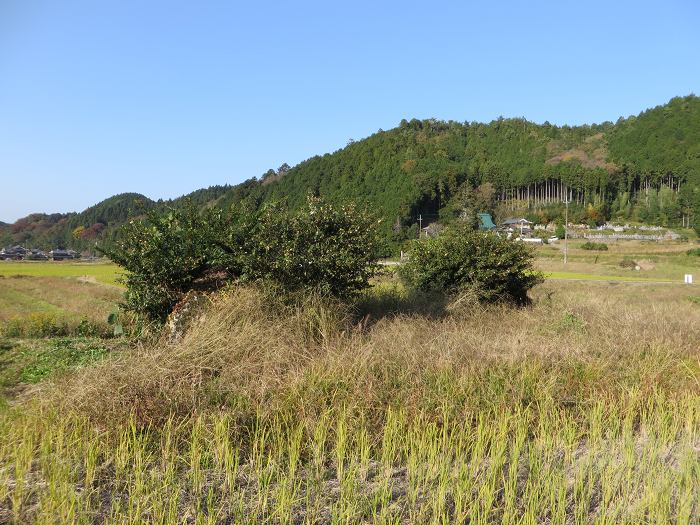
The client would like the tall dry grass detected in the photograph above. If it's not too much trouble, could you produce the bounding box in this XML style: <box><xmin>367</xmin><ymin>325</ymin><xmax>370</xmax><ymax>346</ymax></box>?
<box><xmin>50</xmin><ymin>281</ymin><xmax>699</xmax><ymax>429</ymax></box>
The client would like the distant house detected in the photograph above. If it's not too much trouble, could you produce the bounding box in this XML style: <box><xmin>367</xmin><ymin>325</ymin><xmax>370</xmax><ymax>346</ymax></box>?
<box><xmin>421</xmin><ymin>223</ymin><xmax>444</xmax><ymax>238</ymax></box>
<box><xmin>0</xmin><ymin>245</ymin><xmax>28</xmax><ymax>260</ymax></box>
<box><xmin>502</xmin><ymin>218</ymin><xmax>533</xmax><ymax>235</ymax></box>
<box><xmin>50</xmin><ymin>249</ymin><xmax>77</xmax><ymax>261</ymax></box>
<box><xmin>477</xmin><ymin>213</ymin><xmax>497</xmax><ymax>231</ymax></box>
<box><xmin>502</xmin><ymin>218</ymin><xmax>533</xmax><ymax>228</ymax></box>
<box><xmin>25</xmin><ymin>249</ymin><xmax>48</xmax><ymax>261</ymax></box>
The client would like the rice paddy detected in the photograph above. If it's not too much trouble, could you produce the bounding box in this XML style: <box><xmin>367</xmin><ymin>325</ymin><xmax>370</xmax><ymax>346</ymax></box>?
<box><xmin>0</xmin><ymin>261</ymin><xmax>122</xmax><ymax>287</ymax></box>
<box><xmin>0</xmin><ymin>278</ymin><xmax>697</xmax><ymax>523</ymax></box>
<box><xmin>0</xmin><ymin>241</ymin><xmax>698</xmax><ymax>523</ymax></box>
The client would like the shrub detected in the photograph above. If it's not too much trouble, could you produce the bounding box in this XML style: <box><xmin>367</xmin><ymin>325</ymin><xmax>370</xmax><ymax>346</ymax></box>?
<box><xmin>554</xmin><ymin>224</ymin><xmax>566</xmax><ymax>239</ymax></box>
<box><xmin>102</xmin><ymin>198</ymin><xmax>382</xmax><ymax>323</ymax></box>
<box><xmin>399</xmin><ymin>227</ymin><xmax>543</xmax><ymax>305</ymax></box>
<box><xmin>100</xmin><ymin>204</ymin><xmax>254</xmax><ymax>323</ymax></box>
<box><xmin>686</xmin><ymin>248</ymin><xmax>700</xmax><ymax>256</ymax></box>
<box><xmin>246</xmin><ymin>198</ymin><xmax>381</xmax><ymax>297</ymax></box>
<box><xmin>581</xmin><ymin>241</ymin><xmax>608</xmax><ymax>251</ymax></box>
<box><xmin>619</xmin><ymin>257</ymin><xmax>637</xmax><ymax>269</ymax></box>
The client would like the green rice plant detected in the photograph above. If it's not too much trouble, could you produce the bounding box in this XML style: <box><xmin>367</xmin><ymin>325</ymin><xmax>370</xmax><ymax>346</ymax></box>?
<box><xmin>0</xmin><ymin>397</ymin><xmax>698</xmax><ymax>523</ymax></box>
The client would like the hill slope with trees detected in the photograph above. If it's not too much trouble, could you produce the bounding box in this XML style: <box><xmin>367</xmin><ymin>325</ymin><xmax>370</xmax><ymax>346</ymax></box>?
<box><xmin>3</xmin><ymin>95</ymin><xmax>699</xmax><ymax>251</ymax></box>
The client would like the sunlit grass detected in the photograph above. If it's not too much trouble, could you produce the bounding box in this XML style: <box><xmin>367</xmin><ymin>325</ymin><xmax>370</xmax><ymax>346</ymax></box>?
<box><xmin>0</xmin><ymin>395</ymin><xmax>697</xmax><ymax>523</ymax></box>
<box><xmin>543</xmin><ymin>271</ymin><xmax>674</xmax><ymax>282</ymax></box>
<box><xmin>0</xmin><ymin>261</ymin><xmax>122</xmax><ymax>286</ymax></box>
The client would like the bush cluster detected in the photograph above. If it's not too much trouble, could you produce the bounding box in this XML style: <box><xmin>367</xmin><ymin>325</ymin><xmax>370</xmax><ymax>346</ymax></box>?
<box><xmin>580</xmin><ymin>241</ymin><xmax>609</xmax><ymax>251</ymax></box>
<box><xmin>399</xmin><ymin>226</ymin><xmax>542</xmax><ymax>305</ymax></box>
<box><xmin>101</xmin><ymin>198</ymin><xmax>382</xmax><ymax>323</ymax></box>
<box><xmin>686</xmin><ymin>247</ymin><xmax>700</xmax><ymax>256</ymax></box>
<box><xmin>619</xmin><ymin>257</ymin><xmax>637</xmax><ymax>269</ymax></box>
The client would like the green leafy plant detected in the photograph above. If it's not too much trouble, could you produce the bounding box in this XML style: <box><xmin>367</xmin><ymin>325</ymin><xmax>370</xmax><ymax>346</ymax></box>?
<box><xmin>554</xmin><ymin>224</ymin><xmax>566</xmax><ymax>239</ymax></box>
<box><xmin>107</xmin><ymin>312</ymin><xmax>124</xmax><ymax>337</ymax></box>
<box><xmin>19</xmin><ymin>338</ymin><xmax>110</xmax><ymax>383</ymax></box>
<box><xmin>246</xmin><ymin>197</ymin><xmax>381</xmax><ymax>297</ymax></box>
<box><xmin>399</xmin><ymin>227</ymin><xmax>543</xmax><ymax>305</ymax></box>
<box><xmin>99</xmin><ymin>204</ymin><xmax>252</xmax><ymax>323</ymax></box>
<box><xmin>102</xmin><ymin>198</ymin><xmax>381</xmax><ymax>323</ymax></box>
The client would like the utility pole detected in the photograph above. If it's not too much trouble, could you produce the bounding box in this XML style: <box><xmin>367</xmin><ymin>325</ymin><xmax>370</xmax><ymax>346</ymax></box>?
<box><xmin>418</xmin><ymin>214</ymin><xmax>422</xmax><ymax>238</ymax></box>
<box><xmin>563</xmin><ymin>195</ymin><xmax>571</xmax><ymax>265</ymax></box>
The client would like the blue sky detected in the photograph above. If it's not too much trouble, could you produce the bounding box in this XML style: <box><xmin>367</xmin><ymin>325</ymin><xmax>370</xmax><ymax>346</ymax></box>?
<box><xmin>1</xmin><ymin>0</ymin><xmax>698</xmax><ymax>222</ymax></box>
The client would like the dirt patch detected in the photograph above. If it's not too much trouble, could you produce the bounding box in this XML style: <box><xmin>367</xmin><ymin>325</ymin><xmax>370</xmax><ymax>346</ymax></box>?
<box><xmin>636</xmin><ymin>259</ymin><xmax>656</xmax><ymax>271</ymax></box>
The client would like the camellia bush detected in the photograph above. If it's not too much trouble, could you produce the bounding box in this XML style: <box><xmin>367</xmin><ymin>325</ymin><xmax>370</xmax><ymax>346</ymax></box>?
<box><xmin>99</xmin><ymin>205</ymin><xmax>245</xmax><ymax>323</ymax></box>
<box><xmin>247</xmin><ymin>198</ymin><xmax>382</xmax><ymax>297</ymax></box>
<box><xmin>101</xmin><ymin>198</ymin><xmax>381</xmax><ymax>323</ymax></box>
<box><xmin>400</xmin><ymin>226</ymin><xmax>543</xmax><ymax>305</ymax></box>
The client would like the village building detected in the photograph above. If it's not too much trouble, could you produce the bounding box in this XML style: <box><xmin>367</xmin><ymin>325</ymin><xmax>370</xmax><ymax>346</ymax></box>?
<box><xmin>25</xmin><ymin>249</ymin><xmax>49</xmax><ymax>261</ymax></box>
<box><xmin>478</xmin><ymin>213</ymin><xmax>497</xmax><ymax>231</ymax></box>
<box><xmin>501</xmin><ymin>218</ymin><xmax>534</xmax><ymax>236</ymax></box>
<box><xmin>50</xmin><ymin>249</ymin><xmax>78</xmax><ymax>261</ymax></box>
<box><xmin>0</xmin><ymin>245</ymin><xmax>29</xmax><ymax>260</ymax></box>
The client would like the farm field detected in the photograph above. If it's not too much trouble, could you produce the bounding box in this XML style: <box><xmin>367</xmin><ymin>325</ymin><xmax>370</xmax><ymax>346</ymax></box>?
<box><xmin>0</xmin><ymin>277</ymin><xmax>698</xmax><ymax>521</ymax></box>
<box><xmin>0</xmin><ymin>260</ymin><xmax>122</xmax><ymax>286</ymax></box>
<box><xmin>0</xmin><ymin>266</ymin><xmax>124</xmax><ymax>402</ymax></box>
<box><xmin>534</xmin><ymin>238</ymin><xmax>699</xmax><ymax>283</ymax></box>
<box><xmin>0</xmin><ymin>241</ymin><xmax>698</xmax><ymax>522</ymax></box>
<box><xmin>0</xmin><ymin>275</ymin><xmax>121</xmax><ymax>323</ymax></box>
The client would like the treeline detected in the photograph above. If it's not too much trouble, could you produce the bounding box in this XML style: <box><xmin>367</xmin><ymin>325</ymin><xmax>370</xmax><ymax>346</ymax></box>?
<box><xmin>1</xmin><ymin>187</ymin><xmax>231</xmax><ymax>251</ymax></box>
<box><xmin>3</xmin><ymin>95</ymin><xmax>699</xmax><ymax>250</ymax></box>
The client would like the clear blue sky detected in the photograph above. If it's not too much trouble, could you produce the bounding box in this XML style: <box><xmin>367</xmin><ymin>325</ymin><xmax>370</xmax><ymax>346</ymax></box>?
<box><xmin>1</xmin><ymin>0</ymin><xmax>698</xmax><ymax>223</ymax></box>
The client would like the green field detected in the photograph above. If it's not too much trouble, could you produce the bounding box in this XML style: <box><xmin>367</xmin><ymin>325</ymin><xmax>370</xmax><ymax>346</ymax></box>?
<box><xmin>0</xmin><ymin>275</ymin><xmax>121</xmax><ymax>324</ymax></box>
<box><xmin>535</xmin><ymin>238</ymin><xmax>699</xmax><ymax>283</ymax></box>
<box><xmin>0</xmin><ymin>260</ymin><xmax>122</xmax><ymax>286</ymax></box>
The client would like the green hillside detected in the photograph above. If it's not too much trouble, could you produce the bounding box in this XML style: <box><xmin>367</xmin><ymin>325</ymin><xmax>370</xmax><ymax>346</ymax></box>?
<box><xmin>239</xmin><ymin>95</ymin><xmax>700</xmax><ymax>240</ymax></box>
<box><xmin>2</xmin><ymin>194</ymin><xmax>155</xmax><ymax>252</ymax></box>
<box><xmin>4</xmin><ymin>95</ymin><xmax>700</xmax><ymax>251</ymax></box>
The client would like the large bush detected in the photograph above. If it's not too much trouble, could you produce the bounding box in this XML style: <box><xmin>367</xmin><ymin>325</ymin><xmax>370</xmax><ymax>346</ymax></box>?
<box><xmin>400</xmin><ymin>227</ymin><xmax>542</xmax><ymax>305</ymax></box>
<box><xmin>581</xmin><ymin>241</ymin><xmax>608</xmax><ymax>251</ymax></box>
<box><xmin>100</xmin><ymin>205</ymin><xmax>244</xmax><ymax>323</ymax></box>
<box><xmin>246</xmin><ymin>198</ymin><xmax>382</xmax><ymax>297</ymax></box>
<box><xmin>102</xmin><ymin>198</ymin><xmax>381</xmax><ymax>323</ymax></box>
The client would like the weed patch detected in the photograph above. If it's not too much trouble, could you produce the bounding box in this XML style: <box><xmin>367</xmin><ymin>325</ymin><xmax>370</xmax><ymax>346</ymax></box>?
<box><xmin>18</xmin><ymin>338</ymin><xmax>111</xmax><ymax>384</ymax></box>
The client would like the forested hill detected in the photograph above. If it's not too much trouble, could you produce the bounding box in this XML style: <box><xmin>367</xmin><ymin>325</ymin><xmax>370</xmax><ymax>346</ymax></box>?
<box><xmin>3</xmin><ymin>95</ymin><xmax>700</xmax><ymax>250</ymax></box>
<box><xmin>231</xmin><ymin>94</ymin><xmax>700</xmax><ymax>239</ymax></box>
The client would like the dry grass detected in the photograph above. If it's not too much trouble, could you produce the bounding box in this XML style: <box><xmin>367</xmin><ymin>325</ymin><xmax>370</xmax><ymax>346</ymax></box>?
<box><xmin>1</xmin><ymin>281</ymin><xmax>699</xmax><ymax>523</ymax></box>
<box><xmin>0</xmin><ymin>275</ymin><xmax>121</xmax><ymax>323</ymax></box>
<box><xmin>49</xmin><ymin>282</ymin><xmax>699</xmax><ymax>427</ymax></box>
